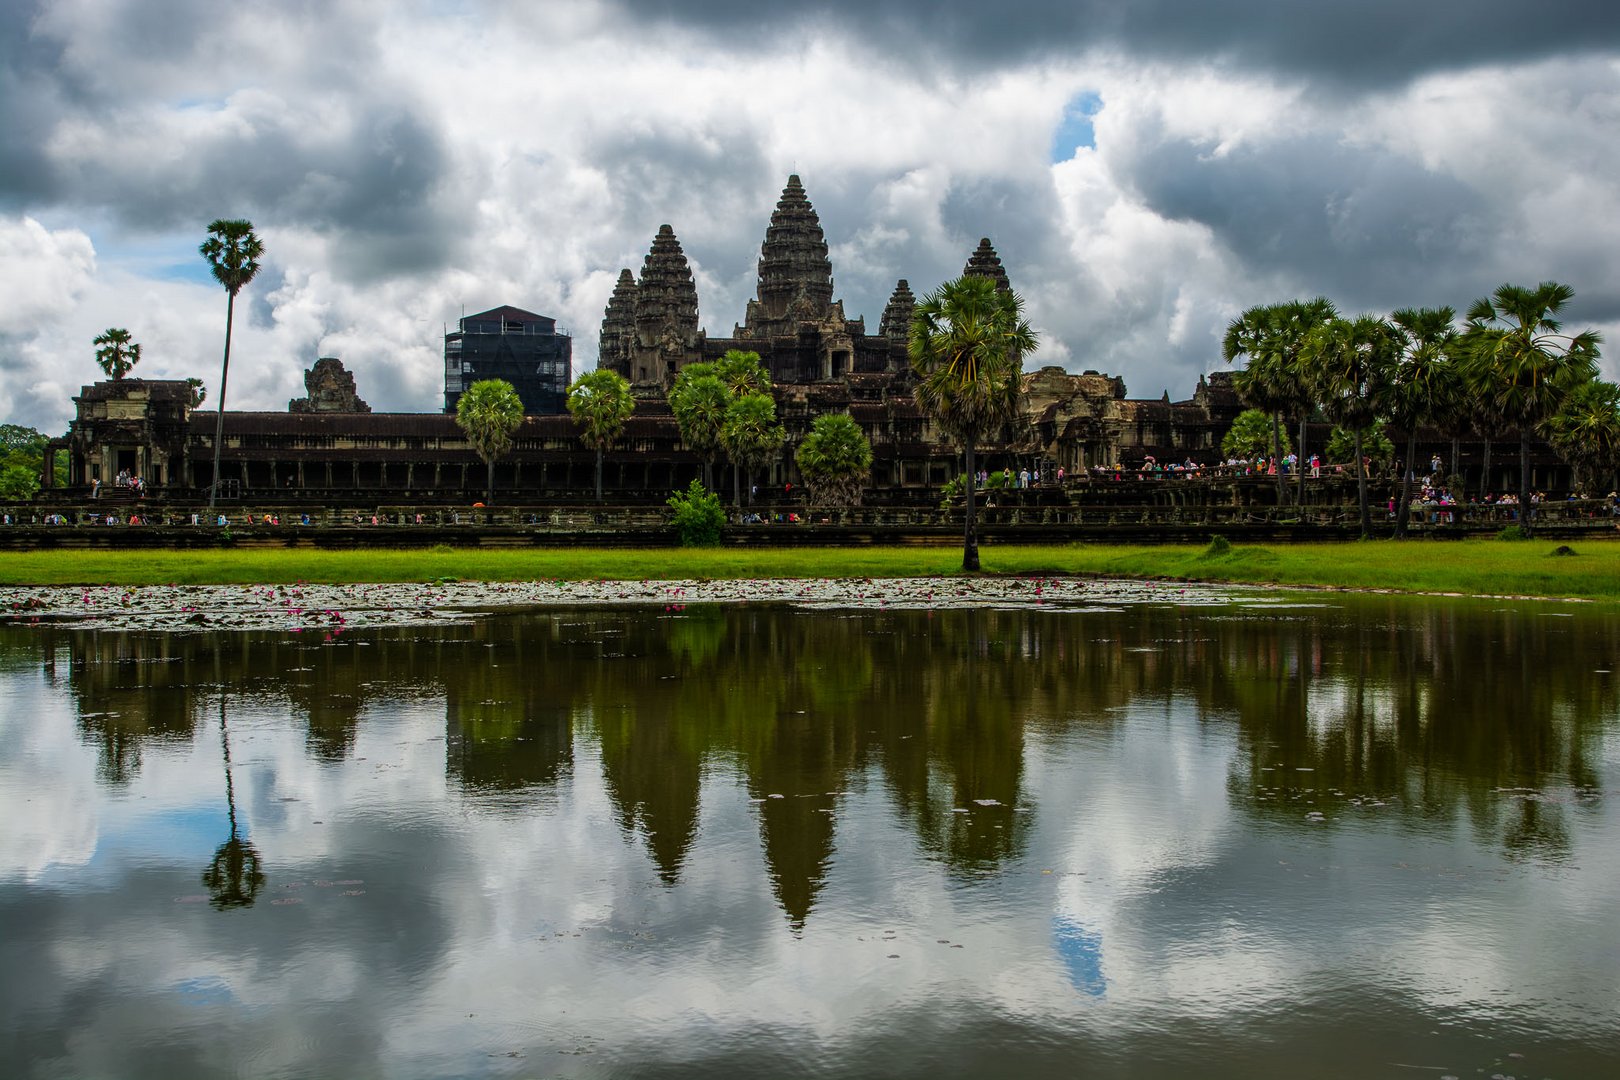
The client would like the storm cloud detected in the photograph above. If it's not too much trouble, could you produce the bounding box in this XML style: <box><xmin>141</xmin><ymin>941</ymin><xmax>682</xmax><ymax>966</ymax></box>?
<box><xmin>612</xmin><ymin>0</ymin><xmax>1620</xmax><ymax>90</ymax></box>
<box><xmin>1</xmin><ymin>0</ymin><xmax>1617</xmax><ymax>432</ymax></box>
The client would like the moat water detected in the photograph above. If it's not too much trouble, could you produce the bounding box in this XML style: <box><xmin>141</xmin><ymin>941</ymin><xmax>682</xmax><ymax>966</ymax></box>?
<box><xmin>2</xmin><ymin>596</ymin><xmax>1618</xmax><ymax>1078</ymax></box>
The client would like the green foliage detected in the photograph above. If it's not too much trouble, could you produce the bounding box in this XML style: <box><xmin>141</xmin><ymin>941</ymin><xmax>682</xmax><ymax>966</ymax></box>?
<box><xmin>938</xmin><ymin>474</ymin><xmax>965</xmax><ymax>508</ymax></box>
<box><xmin>187</xmin><ymin>377</ymin><xmax>206</xmax><ymax>406</ymax></box>
<box><xmin>1222</xmin><ymin>408</ymin><xmax>1290</xmax><ymax>459</ymax></box>
<box><xmin>455</xmin><ymin>379</ymin><xmax>525</xmax><ymax>500</ymax></box>
<box><xmin>721</xmin><ymin>393</ymin><xmax>784</xmax><ymax>479</ymax></box>
<box><xmin>795</xmin><ymin>413</ymin><xmax>872</xmax><ymax>508</ymax></box>
<box><xmin>1462</xmin><ymin>283</ymin><xmax>1601</xmax><ymax>430</ymax></box>
<box><xmin>0</xmin><ymin>464</ymin><xmax>39</xmax><ymax>499</ymax></box>
<box><xmin>566</xmin><ymin>368</ymin><xmax>635</xmax><ymax>451</ymax></box>
<box><xmin>909</xmin><ymin>275</ymin><xmax>1037</xmax><ymax>448</ymax></box>
<box><xmin>0</xmin><ymin>424</ymin><xmax>47</xmax><ymax>454</ymax></box>
<box><xmin>666</xmin><ymin>479</ymin><xmax>725</xmax><ymax>547</ymax></box>
<box><xmin>910</xmin><ymin>274</ymin><xmax>1038</xmax><ymax>570</ymax></box>
<box><xmin>714</xmin><ymin>350</ymin><xmax>770</xmax><ymax>396</ymax></box>
<box><xmin>567</xmin><ymin>367</ymin><xmax>635</xmax><ymax>500</ymax></box>
<box><xmin>1203</xmin><ymin>535</ymin><xmax>1233</xmax><ymax>557</ymax></box>
<box><xmin>0</xmin><ymin>424</ymin><xmax>58</xmax><ymax>491</ymax></box>
<box><xmin>668</xmin><ymin>366</ymin><xmax>730</xmax><ymax>481</ymax></box>
<box><xmin>1325</xmin><ymin>421</ymin><xmax>1395</xmax><ymax>465</ymax></box>
<box><xmin>1385</xmin><ymin>307</ymin><xmax>1460</xmax><ymax>432</ymax></box>
<box><xmin>1497</xmin><ymin>525</ymin><xmax>1528</xmax><ymax>542</ymax></box>
<box><xmin>93</xmin><ymin>327</ymin><xmax>141</xmax><ymax>380</ymax></box>
<box><xmin>1543</xmin><ymin>378</ymin><xmax>1620</xmax><ymax>494</ymax></box>
<box><xmin>1302</xmin><ymin>315</ymin><xmax>1401</xmax><ymax>432</ymax></box>
<box><xmin>200</xmin><ymin>219</ymin><xmax>264</xmax><ymax>296</ymax></box>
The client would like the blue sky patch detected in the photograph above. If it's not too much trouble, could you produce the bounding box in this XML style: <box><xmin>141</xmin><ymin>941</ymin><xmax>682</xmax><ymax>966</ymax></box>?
<box><xmin>1051</xmin><ymin>91</ymin><xmax>1104</xmax><ymax>162</ymax></box>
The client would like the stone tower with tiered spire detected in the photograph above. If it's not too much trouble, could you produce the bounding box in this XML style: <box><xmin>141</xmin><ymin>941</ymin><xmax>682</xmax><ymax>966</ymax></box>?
<box><xmin>626</xmin><ymin>225</ymin><xmax>703</xmax><ymax>390</ymax></box>
<box><xmin>739</xmin><ymin>174</ymin><xmax>838</xmax><ymax>340</ymax></box>
<box><xmin>963</xmin><ymin>237</ymin><xmax>1012</xmax><ymax>292</ymax></box>
<box><xmin>879</xmin><ymin>279</ymin><xmax>916</xmax><ymax>342</ymax></box>
<box><xmin>597</xmin><ymin>269</ymin><xmax>638</xmax><ymax>381</ymax></box>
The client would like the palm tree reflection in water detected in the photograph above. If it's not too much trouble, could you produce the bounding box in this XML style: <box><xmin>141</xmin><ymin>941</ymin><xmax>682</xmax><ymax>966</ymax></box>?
<box><xmin>203</xmin><ymin>694</ymin><xmax>264</xmax><ymax>909</ymax></box>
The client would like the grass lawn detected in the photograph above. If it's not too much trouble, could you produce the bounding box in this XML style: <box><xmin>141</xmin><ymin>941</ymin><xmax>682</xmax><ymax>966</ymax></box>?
<box><xmin>3</xmin><ymin>538</ymin><xmax>1619</xmax><ymax>600</ymax></box>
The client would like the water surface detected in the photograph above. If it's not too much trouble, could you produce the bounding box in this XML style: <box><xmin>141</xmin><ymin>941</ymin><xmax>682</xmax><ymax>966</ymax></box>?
<box><xmin>2</xmin><ymin>596</ymin><xmax>1617</xmax><ymax>1078</ymax></box>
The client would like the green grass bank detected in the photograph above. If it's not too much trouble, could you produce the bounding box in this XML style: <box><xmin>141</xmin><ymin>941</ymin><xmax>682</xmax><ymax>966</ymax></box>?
<box><xmin>3</xmin><ymin>538</ymin><xmax>1619</xmax><ymax>601</ymax></box>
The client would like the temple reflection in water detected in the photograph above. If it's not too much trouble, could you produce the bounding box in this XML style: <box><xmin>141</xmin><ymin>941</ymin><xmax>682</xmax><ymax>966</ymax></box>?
<box><xmin>14</xmin><ymin>596</ymin><xmax>1610</xmax><ymax>926</ymax></box>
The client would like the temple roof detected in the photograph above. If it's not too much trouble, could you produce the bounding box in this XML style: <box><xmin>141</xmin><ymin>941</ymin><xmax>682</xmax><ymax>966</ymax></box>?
<box><xmin>76</xmin><ymin>379</ymin><xmax>196</xmax><ymax>402</ymax></box>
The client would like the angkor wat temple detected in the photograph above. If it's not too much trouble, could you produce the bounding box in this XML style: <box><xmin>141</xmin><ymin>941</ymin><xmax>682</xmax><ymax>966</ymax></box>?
<box><xmin>60</xmin><ymin>175</ymin><xmax>1243</xmax><ymax>500</ymax></box>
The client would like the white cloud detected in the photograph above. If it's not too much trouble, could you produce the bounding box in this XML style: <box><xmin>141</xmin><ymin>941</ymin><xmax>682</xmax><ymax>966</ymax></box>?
<box><xmin>3</xmin><ymin>2</ymin><xmax>1619</xmax><ymax>432</ymax></box>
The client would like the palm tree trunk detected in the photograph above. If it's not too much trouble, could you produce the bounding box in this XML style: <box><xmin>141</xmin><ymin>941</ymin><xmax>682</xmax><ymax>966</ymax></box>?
<box><xmin>1354</xmin><ymin>429</ymin><xmax>1371</xmax><ymax>537</ymax></box>
<box><xmin>1480</xmin><ymin>437</ymin><xmax>1493</xmax><ymax>502</ymax></box>
<box><xmin>1449</xmin><ymin>437</ymin><xmax>1459</xmax><ymax>486</ymax></box>
<box><xmin>1270</xmin><ymin>413</ymin><xmax>1285</xmax><ymax>504</ymax></box>
<box><xmin>208</xmin><ymin>290</ymin><xmax>235</xmax><ymax>508</ymax></box>
<box><xmin>486</xmin><ymin>458</ymin><xmax>495</xmax><ymax>505</ymax></box>
<box><xmin>733</xmin><ymin>463</ymin><xmax>741</xmax><ymax>507</ymax></box>
<box><xmin>704</xmin><ymin>461</ymin><xmax>713</xmax><ymax>491</ymax></box>
<box><xmin>963</xmin><ymin>444</ymin><xmax>980</xmax><ymax>572</ymax></box>
<box><xmin>595</xmin><ymin>449</ymin><xmax>604</xmax><ymax>502</ymax></box>
<box><xmin>1520</xmin><ymin>431</ymin><xmax>1533</xmax><ymax>536</ymax></box>
<box><xmin>1396</xmin><ymin>430</ymin><xmax>1416</xmax><ymax>538</ymax></box>
<box><xmin>1296</xmin><ymin>415</ymin><xmax>1307</xmax><ymax>507</ymax></box>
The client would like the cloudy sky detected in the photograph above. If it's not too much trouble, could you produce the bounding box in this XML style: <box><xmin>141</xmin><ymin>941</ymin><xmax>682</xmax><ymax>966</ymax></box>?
<box><xmin>3</xmin><ymin>0</ymin><xmax>1619</xmax><ymax>433</ymax></box>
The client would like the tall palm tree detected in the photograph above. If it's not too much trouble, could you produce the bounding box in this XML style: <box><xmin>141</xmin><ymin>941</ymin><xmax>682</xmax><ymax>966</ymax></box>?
<box><xmin>1301</xmin><ymin>315</ymin><xmax>1400</xmax><ymax>537</ymax></box>
<box><xmin>455</xmin><ymin>379</ymin><xmax>526</xmax><ymax>503</ymax></box>
<box><xmin>199</xmin><ymin>219</ymin><xmax>264</xmax><ymax>508</ymax></box>
<box><xmin>720</xmin><ymin>392</ymin><xmax>785</xmax><ymax>506</ymax></box>
<box><xmin>1223</xmin><ymin>305</ymin><xmax>1290</xmax><ymax>503</ymax></box>
<box><xmin>712</xmin><ymin>350</ymin><xmax>773</xmax><ymax>500</ymax></box>
<box><xmin>1273</xmin><ymin>298</ymin><xmax>1338</xmax><ymax>506</ymax></box>
<box><xmin>909</xmin><ymin>274</ymin><xmax>1037</xmax><ymax>571</ymax></box>
<box><xmin>92</xmin><ymin>328</ymin><xmax>141</xmax><ymax>380</ymax></box>
<box><xmin>668</xmin><ymin>363</ymin><xmax>730</xmax><ymax>491</ymax></box>
<box><xmin>1461</xmin><ymin>282</ymin><xmax>1602</xmax><ymax>533</ymax></box>
<box><xmin>1222</xmin><ymin>298</ymin><xmax>1337</xmax><ymax>506</ymax></box>
<box><xmin>566</xmin><ymin>368</ymin><xmax>636</xmax><ymax>502</ymax></box>
<box><xmin>1385</xmin><ymin>307</ymin><xmax>1457</xmax><ymax>537</ymax></box>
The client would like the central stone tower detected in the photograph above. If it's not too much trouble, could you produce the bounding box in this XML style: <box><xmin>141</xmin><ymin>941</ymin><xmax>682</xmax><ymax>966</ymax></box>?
<box><xmin>740</xmin><ymin>174</ymin><xmax>836</xmax><ymax>340</ymax></box>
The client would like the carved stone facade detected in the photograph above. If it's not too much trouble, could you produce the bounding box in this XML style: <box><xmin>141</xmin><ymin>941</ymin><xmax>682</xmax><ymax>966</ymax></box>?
<box><xmin>290</xmin><ymin>357</ymin><xmax>371</xmax><ymax>414</ymax></box>
<box><xmin>599</xmin><ymin>225</ymin><xmax>704</xmax><ymax>394</ymax></box>
<box><xmin>65</xmin><ymin>379</ymin><xmax>197</xmax><ymax>487</ymax></box>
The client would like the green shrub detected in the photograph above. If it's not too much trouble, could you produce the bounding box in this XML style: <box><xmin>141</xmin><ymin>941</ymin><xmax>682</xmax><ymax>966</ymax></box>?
<box><xmin>1496</xmin><ymin>525</ymin><xmax>1528</xmax><ymax>541</ymax></box>
<box><xmin>666</xmin><ymin>479</ymin><xmax>725</xmax><ymax>547</ymax></box>
<box><xmin>1203</xmin><ymin>535</ymin><xmax>1233</xmax><ymax>558</ymax></box>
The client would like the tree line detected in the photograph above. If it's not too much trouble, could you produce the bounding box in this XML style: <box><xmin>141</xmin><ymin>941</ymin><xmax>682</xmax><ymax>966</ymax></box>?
<box><xmin>1221</xmin><ymin>283</ymin><xmax>1606</xmax><ymax>538</ymax></box>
